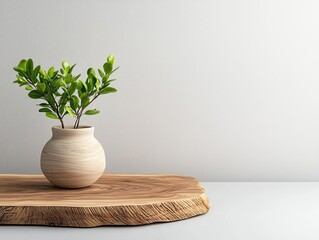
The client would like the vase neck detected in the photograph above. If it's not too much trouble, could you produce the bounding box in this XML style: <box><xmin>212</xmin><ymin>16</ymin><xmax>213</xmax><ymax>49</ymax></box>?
<box><xmin>51</xmin><ymin>126</ymin><xmax>94</xmax><ymax>139</ymax></box>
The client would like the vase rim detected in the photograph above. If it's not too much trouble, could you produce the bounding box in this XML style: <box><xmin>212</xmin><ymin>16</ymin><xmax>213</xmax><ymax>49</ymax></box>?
<box><xmin>52</xmin><ymin>126</ymin><xmax>94</xmax><ymax>131</ymax></box>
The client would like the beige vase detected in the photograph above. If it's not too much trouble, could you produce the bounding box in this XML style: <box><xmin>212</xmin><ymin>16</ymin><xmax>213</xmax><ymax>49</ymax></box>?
<box><xmin>41</xmin><ymin>126</ymin><xmax>106</xmax><ymax>188</ymax></box>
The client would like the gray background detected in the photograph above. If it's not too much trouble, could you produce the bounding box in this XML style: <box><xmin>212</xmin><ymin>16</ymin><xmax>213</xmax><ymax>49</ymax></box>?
<box><xmin>1</xmin><ymin>0</ymin><xmax>319</xmax><ymax>181</ymax></box>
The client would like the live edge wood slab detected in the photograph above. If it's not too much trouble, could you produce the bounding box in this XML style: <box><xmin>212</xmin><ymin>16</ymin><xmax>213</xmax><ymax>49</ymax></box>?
<box><xmin>0</xmin><ymin>174</ymin><xmax>210</xmax><ymax>227</ymax></box>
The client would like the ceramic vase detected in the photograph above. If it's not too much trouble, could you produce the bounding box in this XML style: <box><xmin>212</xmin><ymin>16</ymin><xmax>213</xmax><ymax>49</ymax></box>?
<box><xmin>41</xmin><ymin>126</ymin><xmax>105</xmax><ymax>188</ymax></box>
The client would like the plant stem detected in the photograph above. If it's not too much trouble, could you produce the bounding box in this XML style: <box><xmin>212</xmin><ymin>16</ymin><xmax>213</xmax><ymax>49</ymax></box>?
<box><xmin>25</xmin><ymin>76</ymin><xmax>65</xmax><ymax>129</ymax></box>
<box><xmin>52</xmin><ymin>97</ymin><xmax>64</xmax><ymax>129</ymax></box>
<box><xmin>73</xmin><ymin>93</ymin><xmax>100</xmax><ymax>129</ymax></box>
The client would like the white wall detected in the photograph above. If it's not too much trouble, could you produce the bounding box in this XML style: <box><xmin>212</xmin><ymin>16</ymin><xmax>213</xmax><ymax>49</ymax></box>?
<box><xmin>1</xmin><ymin>0</ymin><xmax>319</xmax><ymax>181</ymax></box>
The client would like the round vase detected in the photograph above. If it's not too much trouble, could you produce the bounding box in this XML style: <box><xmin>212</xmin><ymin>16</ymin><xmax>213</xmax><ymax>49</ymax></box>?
<box><xmin>40</xmin><ymin>126</ymin><xmax>106</xmax><ymax>188</ymax></box>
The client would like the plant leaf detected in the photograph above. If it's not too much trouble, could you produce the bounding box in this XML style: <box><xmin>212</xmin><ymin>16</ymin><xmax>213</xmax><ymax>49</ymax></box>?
<box><xmin>69</xmin><ymin>64</ymin><xmax>76</xmax><ymax>73</ymax></box>
<box><xmin>53</xmin><ymin>78</ymin><xmax>66</xmax><ymax>88</ymax></box>
<box><xmin>87</xmin><ymin>68</ymin><xmax>95</xmax><ymax>76</ymax></box>
<box><xmin>18</xmin><ymin>59</ymin><xmax>27</xmax><ymax>70</ymax></box>
<box><xmin>25</xmin><ymin>85</ymin><xmax>33</xmax><ymax>91</ymax></box>
<box><xmin>45</xmin><ymin>112</ymin><xmax>58</xmax><ymax>119</ymax></box>
<box><xmin>45</xmin><ymin>94</ymin><xmax>56</xmax><ymax>110</ymax></box>
<box><xmin>28</xmin><ymin>90</ymin><xmax>43</xmax><ymax>99</ymax></box>
<box><xmin>65</xmin><ymin>106</ymin><xmax>76</xmax><ymax>117</ymax></box>
<box><xmin>62</xmin><ymin>61</ymin><xmax>69</xmax><ymax>70</ymax></box>
<box><xmin>38</xmin><ymin>103</ymin><xmax>50</xmax><ymax>107</ymax></box>
<box><xmin>59</xmin><ymin>92</ymin><xmax>68</xmax><ymax>105</ymax></box>
<box><xmin>68</xmin><ymin>81</ymin><xmax>77</xmax><ymax>95</ymax></box>
<box><xmin>103</xmin><ymin>62</ymin><xmax>113</xmax><ymax>74</ymax></box>
<box><xmin>84</xmin><ymin>109</ymin><xmax>100</xmax><ymax>115</ymax></box>
<box><xmin>37</xmin><ymin>82</ymin><xmax>46</xmax><ymax>92</ymax></box>
<box><xmin>107</xmin><ymin>54</ymin><xmax>115</xmax><ymax>64</ymax></box>
<box><xmin>39</xmin><ymin>108</ymin><xmax>52</xmax><ymax>113</ymax></box>
<box><xmin>100</xmin><ymin>87</ymin><xmax>117</xmax><ymax>94</ymax></box>
<box><xmin>26</xmin><ymin>59</ymin><xmax>34</xmax><ymax>77</ymax></box>
<box><xmin>76</xmin><ymin>80</ymin><xmax>83</xmax><ymax>91</ymax></box>
<box><xmin>74</xmin><ymin>74</ymin><xmax>81</xmax><ymax>80</ymax></box>
<box><xmin>79</xmin><ymin>92</ymin><xmax>87</xmax><ymax>100</ymax></box>
<box><xmin>82</xmin><ymin>81</ymin><xmax>88</xmax><ymax>92</ymax></box>
<box><xmin>32</xmin><ymin>65</ymin><xmax>41</xmax><ymax>80</ymax></box>
<box><xmin>98</xmin><ymin>69</ymin><xmax>105</xmax><ymax>78</ymax></box>
<box><xmin>95</xmin><ymin>79</ymin><xmax>101</xmax><ymax>91</ymax></box>
<box><xmin>81</xmin><ymin>97</ymin><xmax>90</xmax><ymax>108</ymax></box>
<box><xmin>70</xmin><ymin>95</ymin><xmax>79</xmax><ymax>111</ymax></box>
<box><xmin>39</xmin><ymin>68</ymin><xmax>46</xmax><ymax>77</ymax></box>
<box><xmin>64</xmin><ymin>73</ymin><xmax>73</xmax><ymax>84</ymax></box>
<box><xmin>110</xmin><ymin>66</ymin><xmax>119</xmax><ymax>75</ymax></box>
<box><xmin>59</xmin><ymin>105</ymin><xmax>65</xmax><ymax>115</ymax></box>
<box><xmin>48</xmin><ymin>66</ymin><xmax>54</xmax><ymax>78</ymax></box>
<box><xmin>102</xmin><ymin>75</ymin><xmax>109</xmax><ymax>83</ymax></box>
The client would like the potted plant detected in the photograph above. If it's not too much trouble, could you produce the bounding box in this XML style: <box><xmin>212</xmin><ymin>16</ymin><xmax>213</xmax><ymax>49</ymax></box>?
<box><xmin>13</xmin><ymin>54</ymin><xmax>118</xmax><ymax>188</ymax></box>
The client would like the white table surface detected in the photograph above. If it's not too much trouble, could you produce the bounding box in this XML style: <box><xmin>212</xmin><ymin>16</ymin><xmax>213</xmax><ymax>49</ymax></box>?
<box><xmin>1</xmin><ymin>182</ymin><xmax>319</xmax><ymax>240</ymax></box>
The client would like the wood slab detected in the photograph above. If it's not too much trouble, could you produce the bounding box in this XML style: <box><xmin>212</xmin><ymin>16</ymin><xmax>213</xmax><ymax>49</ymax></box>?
<box><xmin>0</xmin><ymin>174</ymin><xmax>210</xmax><ymax>227</ymax></box>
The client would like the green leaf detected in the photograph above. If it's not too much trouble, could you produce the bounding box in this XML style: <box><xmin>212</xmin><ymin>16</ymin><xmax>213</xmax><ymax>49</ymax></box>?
<box><xmin>39</xmin><ymin>108</ymin><xmax>52</xmax><ymax>113</ymax></box>
<box><xmin>103</xmin><ymin>62</ymin><xmax>113</xmax><ymax>74</ymax></box>
<box><xmin>51</xmin><ymin>71</ymin><xmax>59</xmax><ymax>80</ymax></box>
<box><xmin>32</xmin><ymin>65</ymin><xmax>40</xmax><ymax>80</ymax></box>
<box><xmin>16</xmin><ymin>76</ymin><xmax>27</xmax><ymax>85</ymax></box>
<box><xmin>45</xmin><ymin>112</ymin><xmax>58</xmax><ymax>119</ymax></box>
<box><xmin>70</xmin><ymin>95</ymin><xmax>79</xmax><ymax>111</ymax></box>
<box><xmin>28</xmin><ymin>90</ymin><xmax>43</xmax><ymax>99</ymax></box>
<box><xmin>45</xmin><ymin>94</ymin><xmax>56</xmax><ymax>109</ymax></box>
<box><xmin>107</xmin><ymin>79</ymin><xmax>116</xmax><ymax>84</ymax></box>
<box><xmin>59</xmin><ymin>92</ymin><xmax>68</xmax><ymax>105</ymax></box>
<box><xmin>13</xmin><ymin>67</ymin><xmax>29</xmax><ymax>79</ymax></box>
<box><xmin>18</xmin><ymin>59</ymin><xmax>27</xmax><ymax>70</ymax></box>
<box><xmin>81</xmin><ymin>97</ymin><xmax>90</xmax><ymax>108</ymax></box>
<box><xmin>82</xmin><ymin>81</ymin><xmax>88</xmax><ymax>91</ymax></box>
<box><xmin>53</xmin><ymin>89</ymin><xmax>61</xmax><ymax>96</ymax></box>
<box><xmin>65</xmin><ymin>106</ymin><xmax>76</xmax><ymax>118</ymax></box>
<box><xmin>37</xmin><ymin>82</ymin><xmax>46</xmax><ymax>92</ymax></box>
<box><xmin>26</xmin><ymin>59</ymin><xmax>34</xmax><ymax>77</ymax></box>
<box><xmin>110</xmin><ymin>66</ymin><xmax>119</xmax><ymax>75</ymax></box>
<box><xmin>64</xmin><ymin>73</ymin><xmax>73</xmax><ymax>84</ymax></box>
<box><xmin>104</xmin><ymin>79</ymin><xmax>116</xmax><ymax>87</ymax></box>
<box><xmin>53</xmin><ymin>78</ymin><xmax>66</xmax><ymax>88</ymax></box>
<box><xmin>76</xmin><ymin>80</ymin><xmax>83</xmax><ymax>91</ymax></box>
<box><xmin>100</xmin><ymin>87</ymin><xmax>117</xmax><ymax>94</ymax></box>
<box><xmin>107</xmin><ymin>54</ymin><xmax>115</xmax><ymax>65</ymax></box>
<box><xmin>102</xmin><ymin>75</ymin><xmax>109</xmax><ymax>83</ymax></box>
<box><xmin>98</xmin><ymin>69</ymin><xmax>105</xmax><ymax>78</ymax></box>
<box><xmin>25</xmin><ymin>85</ymin><xmax>33</xmax><ymax>91</ymax></box>
<box><xmin>79</xmin><ymin>92</ymin><xmax>87</xmax><ymax>100</ymax></box>
<box><xmin>64</xmin><ymin>66</ymin><xmax>70</xmax><ymax>74</ymax></box>
<box><xmin>68</xmin><ymin>81</ymin><xmax>77</xmax><ymax>95</ymax></box>
<box><xmin>87</xmin><ymin>75</ymin><xmax>96</xmax><ymax>92</ymax></box>
<box><xmin>84</xmin><ymin>109</ymin><xmax>100</xmax><ymax>115</ymax></box>
<box><xmin>87</xmin><ymin>68</ymin><xmax>95</xmax><ymax>76</ymax></box>
<box><xmin>62</xmin><ymin>61</ymin><xmax>69</xmax><ymax>70</ymax></box>
<box><xmin>39</xmin><ymin>68</ymin><xmax>46</xmax><ymax>77</ymax></box>
<box><xmin>74</xmin><ymin>74</ymin><xmax>81</xmax><ymax>80</ymax></box>
<box><xmin>13</xmin><ymin>67</ymin><xmax>24</xmax><ymax>74</ymax></box>
<box><xmin>48</xmin><ymin>66</ymin><xmax>54</xmax><ymax>78</ymax></box>
<box><xmin>69</xmin><ymin>64</ymin><xmax>76</xmax><ymax>73</ymax></box>
<box><xmin>38</xmin><ymin>103</ymin><xmax>50</xmax><ymax>107</ymax></box>
<box><xmin>59</xmin><ymin>105</ymin><xmax>65</xmax><ymax>115</ymax></box>
<box><xmin>95</xmin><ymin>79</ymin><xmax>101</xmax><ymax>91</ymax></box>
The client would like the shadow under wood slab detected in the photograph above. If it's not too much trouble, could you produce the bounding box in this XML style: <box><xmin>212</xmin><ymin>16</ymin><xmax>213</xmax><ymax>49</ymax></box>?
<box><xmin>0</xmin><ymin>174</ymin><xmax>210</xmax><ymax>227</ymax></box>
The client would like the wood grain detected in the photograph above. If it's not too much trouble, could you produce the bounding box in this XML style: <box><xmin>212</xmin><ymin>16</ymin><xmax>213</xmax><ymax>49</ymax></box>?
<box><xmin>0</xmin><ymin>174</ymin><xmax>210</xmax><ymax>227</ymax></box>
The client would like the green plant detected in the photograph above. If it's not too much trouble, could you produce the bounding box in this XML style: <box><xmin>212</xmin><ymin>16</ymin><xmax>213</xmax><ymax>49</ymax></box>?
<box><xmin>13</xmin><ymin>54</ymin><xmax>118</xmax><ymax>129</ymax></box>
